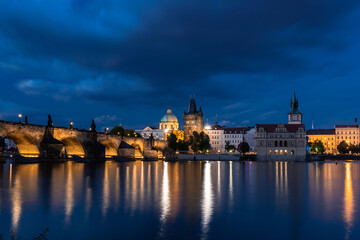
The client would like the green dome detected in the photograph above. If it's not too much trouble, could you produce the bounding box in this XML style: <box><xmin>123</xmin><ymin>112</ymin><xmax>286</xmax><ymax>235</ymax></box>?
<box><xmin>161</xmin><ymin>108</ymin><xmax>178</xmax><ymax>123</ymax></box>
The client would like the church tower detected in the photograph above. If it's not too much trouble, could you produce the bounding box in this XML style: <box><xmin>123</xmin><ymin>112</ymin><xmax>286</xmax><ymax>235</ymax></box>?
<box><xmin>288</xmin><ymin>91</ymin><xmax>303</xmax><ymax>124</ymax></box>
<box><xmin>183</xmin><ymin>96</ymin><xmax>204</xmax><ymax>141</ymax></box>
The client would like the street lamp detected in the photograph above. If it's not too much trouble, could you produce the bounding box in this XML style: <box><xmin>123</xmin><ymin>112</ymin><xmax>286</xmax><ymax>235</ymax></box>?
<box><xmin>18</xmin><ymin>114</ymin><xmax>22</xmax><ymax>123</ymax></box>
<box><xmin>69</xmin><ymin>122</ymin><xmax>73</xmax><ymax>129</ymax></box>
<box><xmin>105</xmin><ymin>127</ymin><xmax>109</xmax><ymax>133</ymax></box>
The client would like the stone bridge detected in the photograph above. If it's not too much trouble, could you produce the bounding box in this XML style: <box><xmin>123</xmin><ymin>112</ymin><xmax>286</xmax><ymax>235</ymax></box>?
<box><xmin>0</xmin><ymin>120</ymin><xmax>167</xmax><ymax>160</ymax></box>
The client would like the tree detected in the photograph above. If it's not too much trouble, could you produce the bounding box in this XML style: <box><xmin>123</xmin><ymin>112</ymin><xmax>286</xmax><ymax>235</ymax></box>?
<box><xmin>109</xmin><ymin>126</ymin><xmax>125</xmax><ymax>136</ymax></box>
<box><xmin>177</xmin><ymin>140</ymin><xmax>189</xmax><ymax>151</ymax></box>
<box><xmin>124</xmin><ymin>129</ymin><xmax>139</xmax><ymax>138</ymax></box>
<box><xmin>349</xmin><ymin>144</ymin><xmax>358</xmax><ymax>154</ymax></box>
<box><xmin>237</xmin><ymin>142</ymin><xmax>250</xmax><ymax>155</ymax></box>
<box><xmin>225</xmin><ymin>141</ymin><xmax>236</xmax><ymax>153</ymax></box>
<box><xmin>167</xmin><ymin>133</ymin><xmax>178</xmax><ymax>151</ymax></box>
<box><xmin>337</xmin><ymin>140</ymin><xmax>349</xmax><ymax>155</ymax></box>
<box><xmin>109</xmin><ymin>126</ymin><xmax>140</xmax><ymax>138</ymax></box>
<box><xmin>189</xmin><ymin>131</ymin><xmax>211</xmax><ymax>153</ymax></box>
<box><xmin>0</xmin><ymin>137</ymin><xmax>5</xmax><ymax>152</ymax></box>
<box><xmin>310</xmin><ymin>140</ymin><xmax>325</xmax><ymax>154</ymax></box>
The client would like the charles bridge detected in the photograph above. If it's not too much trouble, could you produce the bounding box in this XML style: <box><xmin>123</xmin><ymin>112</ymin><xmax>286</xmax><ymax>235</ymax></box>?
<box><xmin>0</xmin><ymin>117</ymin><xmax>167</xmax><ymax>160</ymax></box>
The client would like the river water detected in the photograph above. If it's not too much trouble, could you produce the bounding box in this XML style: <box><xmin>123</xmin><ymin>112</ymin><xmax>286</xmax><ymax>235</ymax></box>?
<box><xmin>0</xmin><ymin>160</ymin><xmax>359</xmax><ymax>239</ymax></box>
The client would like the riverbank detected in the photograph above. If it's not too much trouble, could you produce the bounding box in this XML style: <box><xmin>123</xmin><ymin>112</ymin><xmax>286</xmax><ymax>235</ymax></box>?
<box><xmin>176</xmin><ymin>154</ymin><xmax>256</xmax><ymax>161</ymax></box>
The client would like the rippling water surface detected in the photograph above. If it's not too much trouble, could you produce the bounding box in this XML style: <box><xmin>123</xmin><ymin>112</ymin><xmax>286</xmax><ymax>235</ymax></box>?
<box><xmin>0</xmin><ymin>160</ymin><xmax>360</xmax><ymax>239</ymax></box>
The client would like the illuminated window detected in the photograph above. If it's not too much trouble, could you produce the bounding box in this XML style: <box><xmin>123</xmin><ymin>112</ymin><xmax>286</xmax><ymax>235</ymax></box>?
<box><xmin>291</xmin><ymin>150</ymin><xmax>295</xmax><ymax>155</ymax></box>
<box><xmin>280</xmin><ymin>150</ymin><xmax>283</xmax><ymax>155</ymax></box>
<box><xmin>284</xmin><ymin>150</ymin><xmax>288</xmax><ymax>155</ymax></box>
<box><xmin>268</xmin><ymin>150</ymin><xmax>271</xmax><ymax>155</ymax></box>
<box><xmin>275</xmin><ymin>150</ymin><xmax>279</xmax><ymax>155</ymax></box>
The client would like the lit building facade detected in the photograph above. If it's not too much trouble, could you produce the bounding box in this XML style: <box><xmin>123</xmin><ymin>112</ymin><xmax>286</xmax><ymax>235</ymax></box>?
<box><xmin>205</xmin><ymin>124</ymin><xmax>255</xmax><ymax>153</ymax></box>
<box><xmin>335</xmin><ymin>119</ymin><xmax>359</xmax><ymax>146</ymax></box>
<box><xmin>223</xmin><ymin>127</ymin><xmax>247</xmax><ymax>149</ymax></box>
<box><xmin>255</xmin><ymin>92</ymin><xmax>307</xmax><ymax>161</ymax></box>
<box><xmin>159</xmin><ymin>108</ymin><xmax>179</xmax><ymax>131</ymax></box>
<box><xmin>306</xmin><ymin>129</ymin><xmax>336</xmax><ymax>154</ymax></box>
<box><xmin>205</xmin><ymin>124</ymin><xmax>224</xmax><ymax>153</ymax></box>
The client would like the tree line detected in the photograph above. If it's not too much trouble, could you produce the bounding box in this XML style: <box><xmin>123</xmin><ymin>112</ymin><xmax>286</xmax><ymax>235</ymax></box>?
<box><xmin>309</xmin><ymin>140</ymin><xmax>360</xmax><ymax>155</ymax></box>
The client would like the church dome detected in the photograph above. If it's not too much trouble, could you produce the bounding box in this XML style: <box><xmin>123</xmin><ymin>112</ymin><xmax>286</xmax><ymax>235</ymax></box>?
<box><xmin>161</xmin><ymin>108</ymin><xmax>178</xmax><ymax>123</ymax></box>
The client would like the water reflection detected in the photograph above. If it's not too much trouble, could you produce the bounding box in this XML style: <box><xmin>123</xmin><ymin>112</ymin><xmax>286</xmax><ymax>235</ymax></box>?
<box><xmin>343</xmin><ymin>163</ymin><xmax>354</xmax><ymax>240</ymax></box>
<box><xmin>158</xmin><ymin>162</ymin><xmax>170</xmax><ymax>238</ymax></box>
<box><xmin>201</xmin><ymin>162</ymin><xmax>213</xmax><ymax>240</ymax></box>
<box><xmin>1</xmin><ymin>161</ymin><xmax>360</xmax><ymax>239</ymax></box>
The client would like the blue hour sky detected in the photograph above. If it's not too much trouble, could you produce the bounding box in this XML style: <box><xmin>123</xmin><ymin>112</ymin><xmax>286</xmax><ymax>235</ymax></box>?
<box><xmin>0</xmin><ymin>0</ymin><xmax>360</xmax><ymax>130</ymax></box>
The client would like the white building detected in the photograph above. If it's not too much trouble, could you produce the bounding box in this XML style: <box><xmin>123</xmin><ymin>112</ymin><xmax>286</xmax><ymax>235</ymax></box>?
<box><xmin>205</xmin><ymin>124</ymin><xmax>224</xmax><ymax>153</ymax></box>
<box><xmin>205</xmin><ymin>123</ymin><xmax>255</xmax><ymax>153</ymax></box>
<box><xmin>139</xmin><ymin>126</ymin><xmax>165</xmax><ymax>140</ymax></box>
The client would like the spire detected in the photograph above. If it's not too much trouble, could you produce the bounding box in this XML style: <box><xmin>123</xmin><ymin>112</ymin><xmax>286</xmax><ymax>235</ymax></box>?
<box><xmin>290</xmin><ymin>90</ymin><xmax>299</xmax><ymax>113</ymax></box>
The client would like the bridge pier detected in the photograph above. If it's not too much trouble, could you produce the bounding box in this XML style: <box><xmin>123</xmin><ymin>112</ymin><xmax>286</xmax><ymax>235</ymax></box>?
<box><xmin>82</xmin><ymin>120</ymin><xmax>105</xmax><ymax>160</ymax></box>
<box><xmin>40</xmin><ymin>127</ymin><xmax>66</xmax><ymax>159</ymax></box>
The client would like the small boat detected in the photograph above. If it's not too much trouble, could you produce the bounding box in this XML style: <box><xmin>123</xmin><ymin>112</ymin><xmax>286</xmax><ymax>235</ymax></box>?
<box><xmin>72</xmin><ymin>155</ymin><xmax>90</xmax><ymax>163</ymax></box>
<box><xmin>13</xmin><ymin>155</ymin><xmax>38</xmax><ymax>164</ymax></box>
<box><xmin>112</xmin><ymin>156</ymin><xmax>135</xmax><ymax>162</ymax></box>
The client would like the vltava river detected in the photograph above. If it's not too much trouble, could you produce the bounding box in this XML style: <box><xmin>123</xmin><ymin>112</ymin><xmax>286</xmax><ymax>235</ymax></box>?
<box><xmin>0</xmin><ymin>160</ymin><xmax>359</xmax><ymax>239</ymax></box>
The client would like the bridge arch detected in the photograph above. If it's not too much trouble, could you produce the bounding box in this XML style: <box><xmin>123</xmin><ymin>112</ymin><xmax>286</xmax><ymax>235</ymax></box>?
<box><xmin>131</xmin><ymin>143</ymin><xmax>143</xmax><ymax>158</ymax></box>
<box><xmin>100</xmin><ymin>139</ymin><xmax>118</xmax><ymax>157</ymax></box>
<box><xmin>61</xmin><ymin>137</ymin><xmax>85</xmax><ymax>157</ymax></box>
<box><xmin>6</xmin><ymin>131</ymin><xmax>40</xmax><ymax>157</ymax></box>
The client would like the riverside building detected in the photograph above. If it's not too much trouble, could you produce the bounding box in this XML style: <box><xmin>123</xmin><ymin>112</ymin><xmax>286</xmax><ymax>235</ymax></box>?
<box><xmin>205</xmin><ymin>123</ymin><xmax>255</xmax><ymax>153</ymax></box>
<box><xmin>306</xmin><ymin>129</ymin><xmax>336</xmax><ymax>154</ymax></box>
<box><xmin>335</xmin><ymin>119</ymin><xmax>359</xmax><ymax>146</ymax></box>
<box><xmin>255</xmin><ymin>92</ymin><xmax>307</xmax><ymax>161</ymax></box>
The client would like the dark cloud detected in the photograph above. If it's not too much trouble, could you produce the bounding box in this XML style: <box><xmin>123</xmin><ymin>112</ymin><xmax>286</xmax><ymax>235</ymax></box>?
<box><xmin>0</xmin><ymin>0</ymin><xmax>359</xmax><ymax>129</ymax></box>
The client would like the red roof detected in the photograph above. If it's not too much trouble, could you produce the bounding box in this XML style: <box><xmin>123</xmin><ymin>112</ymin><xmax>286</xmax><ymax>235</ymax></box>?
<box><xmin>256</xmin><ymin>124</ymin><xmax>305</xmax><ymax>133</ymax></box>
<box><xmin>335</xmin><ymin>124</ymin><xmax>358</xmax><ymax>128</ymax></box>
<box><xmin>210</xmin><ymin>124</ymin><xmax>225</xmax><ymax>130</ymax></box>
<box><xmin>224</xmin><ymin>127</ymin><xmax>247</xmax><ymax>134</ymax></box>
<box><xmin>306</xmin><ymin>129</ymin><xmax>335</xmax><ymax>135</ymax></box>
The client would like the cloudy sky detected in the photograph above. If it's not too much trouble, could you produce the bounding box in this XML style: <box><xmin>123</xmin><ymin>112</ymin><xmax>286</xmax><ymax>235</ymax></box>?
<box><xmin>0</xmin><ymin>0</ymin><xmax>360</xmax><ymax>130</ymax></box>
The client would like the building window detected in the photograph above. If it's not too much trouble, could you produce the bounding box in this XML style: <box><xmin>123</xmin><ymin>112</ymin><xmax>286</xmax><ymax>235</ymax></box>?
<box><xmin>291</xmin><ymin>150</ymin><xmax>295</xmax><ymax>155</ymax></box>
<box><xmin>284</xmin><ymin>141</ymin><xmax>288</xmax><ymax>147</ymax></box>
<box><xmin>284</xmin><ymin>150</ymin><xmax>288</xmax><ymax>155</ymax></box>
<box><xmin>280</xmin><ymin>150</ymin><xmax>283</xmax><ymax>155</ymax></box>
<box><xmin>268</xmin><ymin>150</ymin><xmax>271</xmax><ymax>155</ymax></box>
<box><xmin>275</xmin><ymin>150</ymin><xmax>278</xmax><ymax>155</ymax></box>
<box><xmin>275</xmin><ymin>141</ymin><xmax>278</xmax><ymax>147</ymax></box>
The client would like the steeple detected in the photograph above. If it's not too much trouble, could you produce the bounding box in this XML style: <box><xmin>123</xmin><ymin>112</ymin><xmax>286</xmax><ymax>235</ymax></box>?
<box><xmin>290</xmin><ymin>90</ymin><xmax>299</xmax><ymax>114</ymax></box>
<box><xmin>288</xmin><ymin>91</ymin><xmax>302</xmax><ymax>124</ymax></box>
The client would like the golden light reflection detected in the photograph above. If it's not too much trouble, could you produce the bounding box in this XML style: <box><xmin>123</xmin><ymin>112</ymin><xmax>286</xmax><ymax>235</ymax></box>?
<box><xmin>275</xmin><ymin>162</ymin><xmax>288</xmax><ymax>206</ymax></box>
<box><xmin>11</xmin><ymin>174</ymin><xmax>22</xmax><ymax>231</ymax></box>
<box><xmin>102</xmin><ymin>161</ymin><xmax>110</xmax><ymax>217</ymax></box>
<box><xmin>201</xmin><ymin>162</ymin><xmax>213</xmax><ymax>240</ymax></box>
<box><xmin>158</xmin><ymin>162</ymin><xmax>170</xmax><ymax>238</ymax></box>
<box><xmin>343</xmin><ymin>163</ymin><xmax>354</xmax><ymax>240</ymax></box>
<box><xmin>65</xmin><ymin>162</ymin><xmax>74</xmax><ymax>225</ymax></box>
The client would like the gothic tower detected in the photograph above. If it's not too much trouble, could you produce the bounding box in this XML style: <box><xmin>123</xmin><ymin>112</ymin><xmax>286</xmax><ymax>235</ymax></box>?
<box><xmin>288</xmin><ymin>91</ymin><xmax>303</xmax><ymax>124</ymax></box>
<box><xmin>183</xmin><ymin>96</ymin><xmax>204</xmax><ymax>141</ymax></box>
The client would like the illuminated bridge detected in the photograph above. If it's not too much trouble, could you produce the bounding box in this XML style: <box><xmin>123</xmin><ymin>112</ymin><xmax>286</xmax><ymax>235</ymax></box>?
<box><xmin>0</xmin><ymin>119</ymin><xmax>167</xmax><ymax>160</ymax></box>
